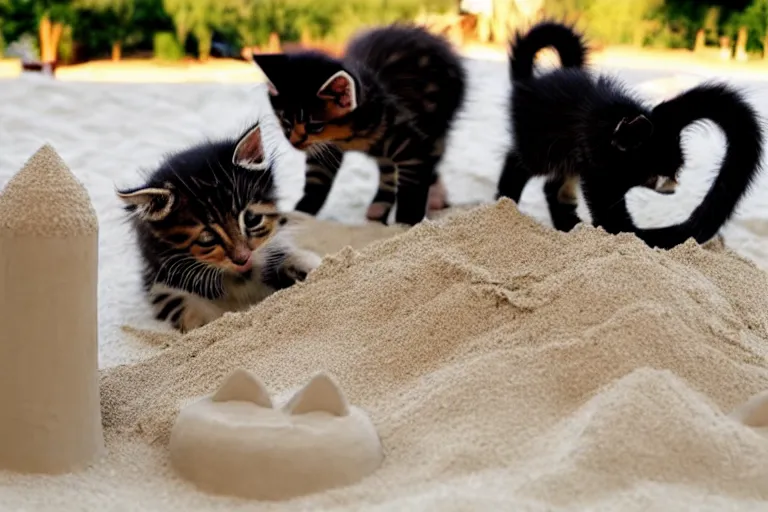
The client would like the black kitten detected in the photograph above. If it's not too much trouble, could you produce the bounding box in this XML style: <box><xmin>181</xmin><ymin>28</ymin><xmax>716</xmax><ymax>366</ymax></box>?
<box><xmin>246</xmin><ymin>22</ymin><xmax>467</xmax><ymax>225</ymax></box>
<box><xmin>497</xmin><ymin>21</ymin><xmax>764</xmax><ymax>249</ymax></box>
<box><xmin>117</xmin><ymin>123</ymin><xmax>321</xmax><ymax>333</ymax></box>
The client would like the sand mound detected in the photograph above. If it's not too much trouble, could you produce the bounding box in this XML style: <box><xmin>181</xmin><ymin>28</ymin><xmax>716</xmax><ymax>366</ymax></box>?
<box><xmin>57</xmin><ymin>199</ymin><xmax>768</xmax><ymax>509</ymax></box>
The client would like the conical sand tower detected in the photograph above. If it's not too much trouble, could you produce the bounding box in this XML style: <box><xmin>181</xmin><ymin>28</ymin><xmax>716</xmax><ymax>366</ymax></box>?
<box><xmin>0</xmin><ymin>144</ymin><xmax>104</xmax><ymax>473</ymax></box>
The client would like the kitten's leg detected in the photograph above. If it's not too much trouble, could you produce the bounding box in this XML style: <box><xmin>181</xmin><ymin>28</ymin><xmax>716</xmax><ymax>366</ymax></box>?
<box><xmin>544</xmin><ymin>175</ymin><xmax>581</xmax><ymax>232</ymax></box>
<box><xmin>427</xmin><ymin>173</ymin><xmax>449</xmax><ymax>212</ymax></box>
<box><xmin>367</xmin><ymin>160</ymin><xmax>398</xmax><ymax>223</ymax></box>
<box><xmin>149</xmin><ymin>285</ymin><xmax>225</xmax><ymax>333</ymax></box>
<box><xmin>579</xmin><ymin>175</ymin><xmax>636</xmax><ymax>235</ymax></box>
<box><xmin>496</xmin><ymin>149</ymin><xmax>531</xmax><ymax>203</ymax></box>
<box><xmin>295</xmin><ymin>145</ymin><xmax>344</xmax><ymax>216</ymax></box>
<box><xmin>394</xmin><ymin>158</ymin><xmax>435</xmax><ymax>226</ymax></box>
<box><xmin>426</xmin><ymin>138</ymin><xmax>449</xmax><ymax>212</ymax></box>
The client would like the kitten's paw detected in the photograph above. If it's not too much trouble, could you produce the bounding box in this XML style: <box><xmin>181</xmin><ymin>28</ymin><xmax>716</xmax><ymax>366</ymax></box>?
<box><xmin>427</xmin><ymin>179</ymin><xmax>448</xmax><ymax>211</ymax></box>
<box><xmin>178</xmin><ymin>308</ymin><xmax>208</xmax><ymax>334</ymax></box>
<box><xmin>174</xmin><ymin>295</ymin><xmax>225</xmax><ymax>333</ymax></box>
<box><xmin>284</xmin><ymin>250</ymin><xmax>322</xmax><ymax>282</ymax></box>
<box><xmin>366</xmin><ymin>202</ymin><xmax>392</xmax><ymax>223</ymax></box>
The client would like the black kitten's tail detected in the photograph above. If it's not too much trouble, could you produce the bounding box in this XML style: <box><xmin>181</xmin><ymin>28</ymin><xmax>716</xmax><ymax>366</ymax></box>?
<box><xmin>508</xmin><ymin>20</ymin><xmax>588</xmax><ymax>81</ymax></box>
<box><xmin>639</xmin><ymin>83</ymin><xmax>764</xmax><ymax>249</ymax></box>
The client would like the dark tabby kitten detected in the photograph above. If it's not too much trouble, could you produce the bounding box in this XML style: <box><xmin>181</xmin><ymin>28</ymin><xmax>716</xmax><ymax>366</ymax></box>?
<box><xmin>497</xmin><ymin>21</ymin><xmax>764</xmax><ymax>249</ymax></box>
<box><xmin>117</xmin><ymin>123</ymin><xmax>321</xmax><ymax>333</ymax></box>
<box><xmin>246</xmin><ymin>22</ymin><xmax>467</xmax><ymax>225</ymax></box>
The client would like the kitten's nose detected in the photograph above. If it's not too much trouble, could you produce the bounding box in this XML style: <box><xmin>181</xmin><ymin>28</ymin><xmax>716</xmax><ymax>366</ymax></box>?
<box><xmin>232</xmin><ymin>249</ymin><xmax>253</xmax><ymax>272</ymax></box>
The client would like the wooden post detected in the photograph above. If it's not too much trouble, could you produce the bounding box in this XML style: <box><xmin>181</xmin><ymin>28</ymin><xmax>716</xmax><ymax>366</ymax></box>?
<box><xmin>719</xmin><ymin>35</ymin><xmax>731</xmax><ymax>60</ymax></box>
<box><xmin>111</xmin><ymin>42</ymin><xmax>122</xmax><ymax>61</ymax></box>
<box><xmin>38</xmin><ymin>14</ymin><xmax>62</xmax><ymax>74</ymax></box>
<box><xmin>300</xmin><ymin>28</ymin><xmax>311</xmax><ymax>49</ymax></box>
<box><xmin>267</xmin><ymin>32</ymin><xmax>281</xmax><ymax>53</ymax></box>
<box><xmin>694</xmin><ymin>29</ymin><xmax>705</xmax><ymax>52</ymax></box>
<box><xmin>735</xmin><ymin>26</ymin><xmax>748</xmax><ymax>62</ymax></box>
<box><xmin>39</xmin><ymin>14</ymin><xmax>51</xmax><ymax>63</ymax></box>
<box><xmin>763</xmin><ymin>33</ymin><xmax>768</xmax><ymax>59</ymax></box>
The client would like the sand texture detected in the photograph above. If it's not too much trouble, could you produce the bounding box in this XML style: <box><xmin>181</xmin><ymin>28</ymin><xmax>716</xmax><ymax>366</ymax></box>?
<box><xmin>0</xmin><ymin>144</ymin><xmax>98</xmax><ymax>236</ymax></box>
<box><xmin>2</xmin><ymin>200</ymin><xmax>758</xmax><ymax>510</ymax></box>
<box><xmin>3</xmin><ymin>58</ymin><xmax>768</xmax><ymax>509</ymax></box>
<box><xmin>3</xmin><ymin>61</ymin><xmax>768</xmax><ymax>367</ymax></box>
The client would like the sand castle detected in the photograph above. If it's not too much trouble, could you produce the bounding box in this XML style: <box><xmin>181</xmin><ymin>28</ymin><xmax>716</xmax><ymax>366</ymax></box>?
<box><xmin>169</xmin><ymin>369</ymin><xmax>384</xmax><ymax>501</ymax></box>
<box><xmin>0</xmin><ymin>144</ymin><xmax>104</xmax><ymax>473</ymax></box>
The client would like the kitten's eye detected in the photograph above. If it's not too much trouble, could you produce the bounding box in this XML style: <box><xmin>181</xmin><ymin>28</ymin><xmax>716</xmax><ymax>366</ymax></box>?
<box><xmin>306</xmin><ymin>122</ymin><xmax>325</xmax><ymax>134</ymax></box>
<box><xmin>243</xmin><ymin>211</ymin><xmax>264</xmax><ymax>228</ymax></box>
<box><xmin>196</xmin><ymin>230</ymin><xmax>218</xmax><ymax>248</ymax></box>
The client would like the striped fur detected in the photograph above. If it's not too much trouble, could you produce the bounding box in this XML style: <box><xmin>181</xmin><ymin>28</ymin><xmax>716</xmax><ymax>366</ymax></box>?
<box><xmin>253</xmin><ymin>23</ymin><xmax>467</xmax><ymax>225</ymax></box>
<box><xmin>117</xmin><ymin>126</ymin><xmax>321</xmax><ymax>333</ymax></box>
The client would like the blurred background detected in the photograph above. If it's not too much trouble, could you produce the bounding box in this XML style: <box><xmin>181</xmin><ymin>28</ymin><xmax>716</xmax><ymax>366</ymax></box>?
<box><xmin>2</xmin><ymin>0</ymin><xmax>768</xmax><ymax>73</ymax></box>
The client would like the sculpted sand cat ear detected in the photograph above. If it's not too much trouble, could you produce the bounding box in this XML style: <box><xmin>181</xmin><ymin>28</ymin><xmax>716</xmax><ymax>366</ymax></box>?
<box><xmin>283</xmin><ymin>372</ymin><xmax>350</xmax><ymax>416</ymax></box>
<box><xmin>211</xmin><ymin>368</ymin><xmax>273</xmax><ymax>408</ymax></box>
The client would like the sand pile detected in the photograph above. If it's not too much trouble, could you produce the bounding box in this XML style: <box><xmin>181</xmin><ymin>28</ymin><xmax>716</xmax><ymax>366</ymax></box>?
<box><xmin>5</xmin><ymin>199</ymin><xmax>768</xmax><ymax>510</ymax></box>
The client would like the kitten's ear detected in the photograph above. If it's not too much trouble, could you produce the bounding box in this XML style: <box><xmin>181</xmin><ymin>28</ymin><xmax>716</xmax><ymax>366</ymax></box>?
<box><xmin>116</xmin><ymin>185</ymin><xmax>175</xmax><ymax>221</ymax></box>
<box><xmin>233</xmin><ymin>124</ymin><xmax>268</xmax><ymax>171</ymax></box>
<box><xmin>212</xmin><ymin>368</ymin><xmax>273</xmax><ymax>408</ymax></box>
<box><xmin>612</xmin><ymin>114</ymin><xmax>654</xmax><ymax>151</ymax></box>
<box><xmin>283</xmin><ymin>372</ymin><xmax>350</xmax><ymax>417</ymax></box>
<box><xmin>252</xmin><ymin>53</ymin><xmax>287</xmax><ymax>97</ymax></box>
<box><xmin>317</xmin><ymin>70</ymin><xmax>358</xmax><ymax>115</ymax></box>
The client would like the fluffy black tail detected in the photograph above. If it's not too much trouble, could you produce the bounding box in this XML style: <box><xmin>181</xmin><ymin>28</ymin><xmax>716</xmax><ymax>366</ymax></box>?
<box><xmin>509</xmin><ymin>20</ymin><xmax>588</xmax><ymax>81</ymax></box>
<box><xmin>637</xmin><ymin>83</ymin><xmax>764</xmax><ymax>249</ymax></box>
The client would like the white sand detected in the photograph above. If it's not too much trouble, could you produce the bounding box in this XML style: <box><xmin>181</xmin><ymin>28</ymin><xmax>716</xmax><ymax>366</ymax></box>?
<box><xmin>3</xmin><ymin>199</ymin><xmax>768</xmax><ymax>510</ymax></box>
<box><xmin>2</xmin><ymin>58</ymin><xmax>768</xmax><ymax>367</ymax></box>
<box><xmin>1</xmin><ymin>56</ymin><xmax>768</xmax><ymax>509</ymax></box>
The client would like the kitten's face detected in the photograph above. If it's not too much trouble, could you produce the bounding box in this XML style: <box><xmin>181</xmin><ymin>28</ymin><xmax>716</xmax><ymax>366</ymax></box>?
<box><xmin>118</xmin><ymin>124</ymin><xmax>282</xmax><ymax>277</ymax></box>
<box><xmin>253</xmin><ymin>53</ymin><xmax>360</xmax><ymax>150</ymax></box>
<box><xmin>144</xmin><ymin>196</ymin><xmax>282</xmax><ymax>276</ymax></box>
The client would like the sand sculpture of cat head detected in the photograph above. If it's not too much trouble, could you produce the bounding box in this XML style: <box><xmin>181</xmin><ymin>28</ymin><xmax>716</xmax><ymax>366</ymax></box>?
<box><xmin>169</xmin><ymin>369</ymin><xmax>383</xmax><ymax>501</ymax></box>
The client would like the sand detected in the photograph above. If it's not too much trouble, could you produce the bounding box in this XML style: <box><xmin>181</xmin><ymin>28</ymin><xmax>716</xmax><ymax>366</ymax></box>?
<box><xmin>0</xmin><ymin>144</ymin><xmax>98</xmax><ymax>236</ymax></box>
<box><xmin>0</xmin><ymin>144</ymin><xmax>103</xmax><ymax>473</ymax></box>
<box><xmin>4</xmin><ymin>199</ymin><xmax>758</xmax><ymax>510</ymax></box>
<box><xmin>3</xmin><ymin>59</ymin><xmax>768</xmax><ymax>368</ymax></box>
<box><xmin>3</xmin><ymin>56</ymin><xmax>768</xmax><ymax>509</ymax></box>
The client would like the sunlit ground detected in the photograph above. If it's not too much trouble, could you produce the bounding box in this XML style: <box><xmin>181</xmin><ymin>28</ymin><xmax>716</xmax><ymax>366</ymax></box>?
<box><xmin>3</xmin><ymin>44</ymin><xmax>768</xmax><ymax>83</ymax></box>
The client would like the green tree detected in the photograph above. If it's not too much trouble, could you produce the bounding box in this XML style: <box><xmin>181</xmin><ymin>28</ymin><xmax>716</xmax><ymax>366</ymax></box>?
<box><xmin>76</xmin><ymin>0</ymin><xmax>135</xmax><ymax>60</ymax></box>
<box><xmin>163</xmin><ymin>0</ymin><xmax>239</xmax><ymax>60</ymax></box>
<box><xmin>740</xmin><ymin>0</ymin><xmax>768</xmax><ymax>55</ymax></box>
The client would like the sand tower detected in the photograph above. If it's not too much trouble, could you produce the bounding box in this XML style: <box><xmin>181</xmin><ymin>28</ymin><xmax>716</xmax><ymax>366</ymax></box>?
<box><xmin>0</xmin><ymin>144</ymin><xmax>104</xmax><ymax>473</ymax></box>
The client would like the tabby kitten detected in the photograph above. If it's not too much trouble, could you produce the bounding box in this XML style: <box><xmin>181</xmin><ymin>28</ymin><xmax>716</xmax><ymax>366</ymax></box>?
<box><xmin>117</xmin><ymin>123</ymin><xmax>322</xmax><ymax>333</ymax></box>
<box><xmin>247</xmin><ymin>22</ymin><xmax>467</xmax><ymax>226</ymax></box>
<box><xmin>497</xmin><ymin>21</ymin><xmax>764</xmax><ymax>249</ymax></box>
